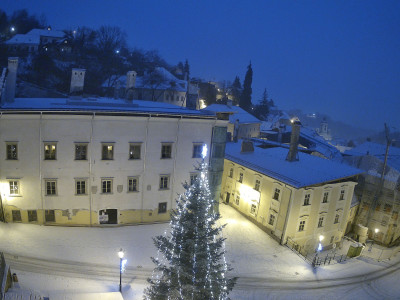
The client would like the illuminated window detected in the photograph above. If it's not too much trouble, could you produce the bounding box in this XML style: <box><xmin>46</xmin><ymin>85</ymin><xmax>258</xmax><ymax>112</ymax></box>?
<box><xmin>45</xmin><ymin>180</ymin><xmax>57</xmax><ymax>196</ymax></box>
<box><xmin>229</xmin><ymin>168</ymin><xmax>233</xmax><ymax>178</ymax></box>
<box><xmin>102</xmin><ymin>144</ymin><xmax>114</xmax><ymax>160</ymax></box>
<box><xmin>28</xmin><ymin>210</ymin><xmax>37</xmax><ymax>222</ymax></box>
<box><xmin>128</xmin><ymin>177</ymin><xmax>138</xmax><ymax>192</ymax></box>
<box><xmin>322</xmin><ymin>192</ymin><xmax>329</xmax><ymax>203</ymax></box>
<box><xmin>334</xmin><ymin>214</ymin><xmax>340</xmax><ymax>224</ymax></box>
<box><xmin>238</xmin><ymin>172</ymin><xmax>243</xmax><ymax>183</ymax></box>
<box><xmin>190</xmin><ymin>173</ymin><xmax>198</xmax><ymax>185</ymax></box>
<box><xmin>303</xmin><ymin>194</ymin><xmax>311</xmax><ymax>206</ymax></box>
<box><xmin>9</xmin><ymin>180</ymin><xmax>19</xmax><ymax>195</ymax></box>
<box><xmin>235</xmin><ymin>195</ymin><xmax>240</xmax><ymax>205</ymax></box>
<box><xmin>75</xmin><ymin>144</ymin><xmax>87</xmax><ymax>160</ymax></box>
<box><xmin>192</xmin><ymin>144</ymin><xmax>203</xmax><ymax>158</ymax></box>
<box><xmin>102</xmin><ymin>179</ymin><xmax>113</xmax><ymax>194</ymax></box>
<box><xmin>299</xmin><ymin>220</ymin><xmax>306</xmax><ymax>231</ymax></box>
<box><xmin>44</xmin><ymin>143</ymin><xmax>57</xmax><ymax>160</ymax></box>
<box><xmin>129</xmin><ymin>143</ymin><xmax>141</xmax><ymax>160</ymax></box>
<box><xmin>75</xmin><ymin>180</ymin><xmax>87</xmax><ymax>195</ymax></box>
<box><xmin>339</xmin><ymin>190</ymin><xmax>345</xmax><ymax>200</ymax></box>
<box><xmin>318</xmin><ymin>217</ymin><xmax>324</xmax><ymax>228</ymax></box>
<box><xmin>254</xmin><ymin>179</ymin><xmax>261</xmax><ymax>191</ymax></box>
<box><xmin>158</xmin><ymin>202</ymin><xmax>167</xmax><ymax>214</ymax></box>
<box><xmin>161</xmin><ymin>144</ymin><xmax>172</xmax><ymax>159</ymax></box>
<box><xmin>268</xmin><ymin>214</ymin><xmax>275</xmax><ymax>226</ymax></box>
<box><xmin>159</xmin><ymin>175</ymin><xmax>170</xmax><ymax>190</ymax></box>
<box><xmin>273</xmin><ymin>188</ymin><xmax>281</xmax><ymax>201</ymax></box>
<box><xmin>6</xmin><ymin>143</ymin><xmax>18</xmax><ymax>160</ymax></box>
<box><xmin>12</xmin><ymin>210</ymin><xmax>21</xmax><ymax>222</ymax></box>
<box><xmin>250</xmin><ymin>204</ymin><xmax>257</xmax><ymax>215</ymax></box>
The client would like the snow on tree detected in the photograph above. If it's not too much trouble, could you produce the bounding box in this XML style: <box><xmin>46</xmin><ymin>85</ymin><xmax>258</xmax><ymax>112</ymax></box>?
<box><xmin>144</xmin><ymin>145</ymin><xmax>236</xmax><ymax>299</ymax></box>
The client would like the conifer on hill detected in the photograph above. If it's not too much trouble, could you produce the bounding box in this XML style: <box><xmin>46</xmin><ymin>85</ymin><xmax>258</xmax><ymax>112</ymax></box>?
<box><xmin>144</xmin><ymin>146</ymin><xmax>236</xmax><ymax>300</ymax></box>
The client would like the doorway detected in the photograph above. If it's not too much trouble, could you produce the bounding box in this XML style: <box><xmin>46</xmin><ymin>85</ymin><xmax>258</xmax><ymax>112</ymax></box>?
<box><xmin>99</xmin><ymin>209</ymin><xmax>118</xmax><ymax>224</ymax></box>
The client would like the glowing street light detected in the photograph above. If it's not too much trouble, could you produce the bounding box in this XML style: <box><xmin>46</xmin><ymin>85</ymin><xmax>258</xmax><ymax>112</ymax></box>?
<box><xmin>318</xmin><ymin>235</ymin><xmax>324</xmax><ymax>252</ymax></box>
<box><xmin>118</xmin><ymin>248</ymin><xmax>127</xmax><ymax>292</ymax></box>
<box><xmin>10</xmin><ymin>26</ymin><xmax>15</xmax><ymax>33</ymax></box>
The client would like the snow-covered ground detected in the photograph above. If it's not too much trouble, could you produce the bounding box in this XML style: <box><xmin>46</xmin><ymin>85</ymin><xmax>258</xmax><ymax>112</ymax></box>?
<box><xmin>1</xmin><ymin>204</ymin><xmax>400</xmax><ymax>299</ymax></box>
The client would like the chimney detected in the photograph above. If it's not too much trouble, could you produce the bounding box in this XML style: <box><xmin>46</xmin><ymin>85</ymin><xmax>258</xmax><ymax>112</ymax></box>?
<box><xmin>70</xmin><ymin>68</ymin><xmax>86</xmax><ymax>95</ymax></box>
<box><xmin>126</xmin><ymin>71</ymin><xmax>137</xmax><ymax>90</ymax></box>
<box><xmin>286</xmin><ymin>119</ymin><xmax>301</xmax><ymax>162</ymax></box>
<box><xmin>5</xmin><ymin>57</ymin><xmax>18</xmax><ymax>103</ymax></box>
<box><xmin>241</xmin><ymin>140</ymin><xmax>254</xmax><ymax>153</ymax></box>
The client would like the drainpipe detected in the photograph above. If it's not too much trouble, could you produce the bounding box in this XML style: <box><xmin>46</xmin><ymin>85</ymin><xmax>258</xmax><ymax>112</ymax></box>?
<box><xmin>171</xmin><ymin>116</ymin><xmax>182</xmax><ymax>210</ymax></box>
<box><xmin>39</xmin><ymin>112</ymin><xmax>44</xmax><ymax>224</ymax></box>
<box><xmin>280</xmin><ymin>184</ymin><xmax>294</xmax><ymax>245</ymax></box>
<box><xmin>0</xmin><ymin>113</ymin><xmax>4</xmax><ymax>222</ymax></box>
<box><xmin>89</xmin><ymin>112</ymin><xmax>95</xmax><ymax>226</ymax></box>
<box><xmin>141</xmin><ymin>115</ymin><xmax>151</xmax><ymax>223</ymax></box>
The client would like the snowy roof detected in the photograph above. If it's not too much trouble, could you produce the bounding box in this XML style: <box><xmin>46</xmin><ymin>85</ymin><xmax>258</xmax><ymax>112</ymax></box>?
<box><xmin>0</xmin><ymin>97</ymin><xmax>216</xmax><ymax>118</ymax></box>
<box><xmin>27</xmin><ymin>28</ymin><xmax>65</xmax><ymax>38</ymax></box>
<box><xmin>203</xmin><ymin>104</ymin><xmax>261</xmax><ymax>124</ymax></box>
<box><xmin>5</xmin><ymin>34</ymin><xmax>40</xmax><ymax>45</ymax></box>
<box><xmin>225</xmin><ymin>141</ymin><xmax>361</xmax><ymax>188</ymax></box>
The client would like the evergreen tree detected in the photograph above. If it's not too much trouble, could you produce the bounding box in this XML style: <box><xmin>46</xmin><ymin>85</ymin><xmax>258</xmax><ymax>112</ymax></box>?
<box><xmin>230</xmin><ymin>76</ymin><xmax>241</xmax><ymax>106</ymax></box>
<box><xmin>239</xmin><ymin>62</ymin><xmax>253</xmax><ymax>112</ymax></box>
<box><xmin>253</xmin><ymin>88</ymin><xmax>270</xmax><ymax>120</ymax></box>
<box><xmin>144</xmin><ymin>146</ymin><xmax>236</xmax><ymax>299</ymax></box>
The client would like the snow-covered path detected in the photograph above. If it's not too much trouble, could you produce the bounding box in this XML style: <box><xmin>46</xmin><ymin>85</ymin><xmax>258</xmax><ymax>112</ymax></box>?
<box><xmin>1</xmin><ymin>205</ymin><xmax>400</xmax><ymax>299</ymax></box>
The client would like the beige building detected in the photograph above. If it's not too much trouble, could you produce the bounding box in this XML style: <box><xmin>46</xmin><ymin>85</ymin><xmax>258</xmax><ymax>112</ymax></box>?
<box><xmin>221</xmin><ymin>138</ymin><xmax>361</xmax><ymax>253</ymax></box>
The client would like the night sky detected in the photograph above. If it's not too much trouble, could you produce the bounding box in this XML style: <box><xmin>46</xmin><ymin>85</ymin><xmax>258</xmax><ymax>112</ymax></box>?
<box><xmin>2</xmin><ymin>1</ymin><xmax>400</xmax><ymax>131</ymax></box>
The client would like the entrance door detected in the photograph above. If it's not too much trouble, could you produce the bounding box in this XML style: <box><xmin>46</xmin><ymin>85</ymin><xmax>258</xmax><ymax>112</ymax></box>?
<box><xmin>99</xmin><ymin>209</ymin><xmax>118</xmax><ymax>224</ymax></box>
<box><xmin>226</xmin><ymin>192</ymin><xmax>230</xmax><ymax>204</ymax></box>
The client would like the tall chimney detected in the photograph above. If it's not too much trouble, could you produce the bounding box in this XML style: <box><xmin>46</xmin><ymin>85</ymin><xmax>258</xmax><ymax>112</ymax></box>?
<box><xmin>286</xmin><ymin>119</ymin><xmax>301</xmax><ymax>162</ymax></box>
<box><xmin>126</xmin><ymin>71</ymin><xmax>137</xmax><ymax>90</ymax></box>
<box><xmin>5</xmin><ymin>57</ymin><xmax>18</xmax><ymax>103</ymax></box>
<box><xmin>70</xmin><ymin>68</ymin><xmax>86</xmax><ymax>94</ymax></box>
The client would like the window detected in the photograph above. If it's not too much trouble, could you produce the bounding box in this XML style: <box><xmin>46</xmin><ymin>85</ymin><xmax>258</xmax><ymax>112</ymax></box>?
<box><xmin>101</xmin><ymin>179</ymin><xmax>113</xmax><ymax>194</ymax></box>
<box><xmin>268</xmin><ymin>214</ymin><xmax>275</xmax><ymax>226</ymax></box>
<box><xmin>75</xmin><ymin>180</ymin><xmax>87</xmax><ymax>195</ymax></box>
<box><xmin>12</xmin><ymin>210</ymin><xmax>21</xmax><ymax>222</ymax></box>
<box><xmin>322</xmin><ymin>192</ymin><xmax>329</xmax><ymax>203</ymax></box>
<box><xmin>318</xmin><ymin>216</ymin><xmax>324</xmax><ymax>228</ymax></box>
<box><xmin>212</xmin><ymin>143</ymin><xmax>225</xmax><ymax>158</ymax></box>
<box><xmin>229</xmin><ymin>168</ymin><xmax>233</xmax><ymax>178</ymax></box>
<box><xmin>75</xmin><ymin>144</ymin><xmax>87</xmax><ymax>160</ymax></box>
<box><xmin>159</xmin><ymin>175</ymin><xmax>170</xmax><ymax>190</ymax></box>
<box><xmin>334</xmin><ymin>214</ymin><xmax>340</xmax><ymax>224</ymax></box>
<box><xmin>45</xmin><ymin>210</ymin><xmax>55</xmax><ymax>222</ymax></box>
<box><xmin>273</xmin><ymin>188</ymin><xmax>281</xmax><ymax>201</ymax></box>
<box><xmin>339</xmin><ymin>190</ymin><xmax>345</xmax><ymax>200</ymax></box>
<box><xmin>250</xmin><ymin>204</ymin><xmax>257</xmax><ymax>215</ymax></box>
<box><xmin>235</xmin><ymin>195</ymin><xmax>240</xmax><ymax>205</ymax></box>
<box><xmin>161</xmin><ymin>144</ymin><xmax>172</xmax><ymax>159</ymax></box>
<box><xmin>9</xmin><ymin>181</ymin><xmax>19</xmax><ymax>195</ymax></box>
<box><xmin>304</xmin><ymin>194</ymin><xmax>311</xmax><ymax>206</ymax></box>
<box><xmin>190</xmin><ymin>173</ymin><xmax>198</xmax><ymax>185</ymax></box>
<box><xmin>158</xmin><ymin>202</ymin><xmax>167</xmax><ymax>214</ymax></box>
<box><xmin>44</xmin><ymin>143</ymin><xmax>57</xmax><ymax>160</ymax></box>
<box><xmin>6</xmin><ymin>143</ymin><xmax>18</xmax><ymax>160</ymax></box>
<box><xmin>129</xmin><ymin>143</ymin><xmax>141</xmax><ymax>160</ymax></box>
<box><xmin>45</xmin><ymin>180</ymin><xmax>57</xmax><ymax>196</ymax></box>
<box><xmin>238</xmin><ymin>172</ymin><xmax>243</xmax><ymax>183</ymax></box>
<box><xmin>28</xmin><ymin>210</ymin><xmax>37</xmax><ymax>222</ymax></box>
<box><xmin>254</xmin><ymin>179</ymin><xmax>261</xmax><ymax>191</ymax></box>
<box><xmin>102</xmin><ymin>144</ymin><xmax>114</xmax><ymax>160</ymax></box>
<box><xmin>192</xmin><ymin>144</ymin><xmax>203</xmax><ymax>158</ymax></box>
<box><xmin>128</xmin><ymin>177</ymin><xmax>138</xmax><ymax>192</ymax></box>
<box><xmin>299</xmin><ymin>220</ymin><xmax>306</xmax><ymax>231</ymax></box>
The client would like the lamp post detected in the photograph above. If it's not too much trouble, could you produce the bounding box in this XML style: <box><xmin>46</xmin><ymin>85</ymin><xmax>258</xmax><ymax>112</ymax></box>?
<box><xmin>118</xmin><ymin>248</ymin><xmax>124</xmax><ymax>292</ymax></box>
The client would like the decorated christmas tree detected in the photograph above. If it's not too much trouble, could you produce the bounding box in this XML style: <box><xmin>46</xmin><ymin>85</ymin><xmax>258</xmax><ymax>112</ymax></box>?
<box><xmin>144</xmin><ymin>145</ymin><xmax>236</xmax><ymax>300</ymax></box>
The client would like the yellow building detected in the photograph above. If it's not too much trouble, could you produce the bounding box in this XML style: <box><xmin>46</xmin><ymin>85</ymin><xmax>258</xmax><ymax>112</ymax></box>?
<box><xmin>221</xmin><ymin>139</ymin><xmax>361</xmax><ymax>253</ymax></box>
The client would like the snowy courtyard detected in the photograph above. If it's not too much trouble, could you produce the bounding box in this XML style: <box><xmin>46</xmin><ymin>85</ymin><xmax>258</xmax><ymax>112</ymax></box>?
<box><xmin>1</xmin><ymin>204</ymin><xmax>400</xmax><ymax>299</ymax></box>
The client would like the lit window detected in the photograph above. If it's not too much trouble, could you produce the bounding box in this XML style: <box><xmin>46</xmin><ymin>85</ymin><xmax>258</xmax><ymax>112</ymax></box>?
<box><xmin>128</xmin><ymin>177</ymin><xmax>138</xmax><ymax>192</ymax></box>
<box><xmin>159</xmin><ymin>175</ymin><xmax>170</xmax><ymax>190</ymax></box>
<box><xmin>322</xmin><ymin>192</ymin><xmax>329</xmax><ymax>203</ymax></box>
<box><xmin>45</xmin><ymin>180</ymin><xmax>57</xmax><ymax>195</ymax></box>
<box><xmin>75</xmin><ymin>144</ymin><xmax>87</xmax><ymax>160</ymax></box>
<box><xmin>102</xmin><ymin>144</ymin><xmax>114</xmax><ymax>160</ymax></box>
<box><xmin>304</xmin><ymin>194</ymin><xmax>311</xmax><ymax>206</ymax></box>
<box><xmin>273</xmin><ymin>188</ymin><xmax>281</xmax><ymax>201</ymax></box>
<box><xmin>339</xmin><ymin>190</ymin><xmax>345</xmax><ymax>200</ymax></box>
<box><xmin>268</xmin><ymin>214</ymin><xmax>275</xmax><ymax>226</ymax></box>
<box><xmin>238</xmin><ymin>172</ymin><xmax>243</xmax><ymax>183</ymax></box>
<box><xmin>101</xmin><ymin>179</ymin><xmax>113</xmax><ymax>194</ymax></box>
<box><xmin>318</xmin><ymin>216</ymin><xmax>324</xmax><ymax>228</ymax></box>
<box><xmin>158</xmin><ymin>202</ymin><xmax>167</xmax><ymax>214</ymax></box>
<box><xmin>75</xmin><ymin>180</ymin><xmax>86</xmax><ymax>195</ymax></box>
<box><xmin>254</xmin><ymin>179</ymin><xmax>261</xmax><ymax>191</ymax></box>
<box><xmin>44</xmin><ymin>143</ymin><xmax>57</xmax><ymax>160</ymax></box>
<box><xmin>161</xmin><ymin>144</ymin><xmax>172</xmax><ymax>159</ymax></box>
<box><xmin>334</xmin><ymin>214</ymin><xmax>340</xmax><ymax>224</ymax></box>
<box><xmin>299</xmin><ymin>220</ymin><xmax>306</xmax><ymax>231</ymax></box>
<box><xmin>6</xmin><ymin>143</ymin><xmax>18</xmax><ymax>160</ymax></box>
<box><xmin>190</xmin><ymin>173</ymin><xmax>198</xmax><ymax>185</ymax></box>
<box><xmin>129</xmin><ymin>144</ymin><xmax>141</xmax><ymax>160</ymax></box>
<box><xmin>9</xmin><ymin>181</ymin><xmax>19</xmax><ymax>195</ymax></box>
<box><xmin>192</xmin><ymin>144</ymin><xmax>203</xmax><ymax>158</ymax></box>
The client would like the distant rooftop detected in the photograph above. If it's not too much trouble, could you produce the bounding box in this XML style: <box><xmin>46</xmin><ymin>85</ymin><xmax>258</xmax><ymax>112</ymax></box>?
<box><xmin>5</xmin><ymin>28</ymin><xmax>65</xmax><ymax>45</ymax></box>
<box><xmin>0</xmin><ymin>97</ymin><xmax>216</xmax><ymax>119</ymax></box>
<box><xmin>225</xmin><ymin>141</ymin><xmax>362</xmax><ymax>188</ymax></box>
<box><xmin>203</xmin><ymin>104</ymin><xmax>261</xmax><ymax>124</ymax></box>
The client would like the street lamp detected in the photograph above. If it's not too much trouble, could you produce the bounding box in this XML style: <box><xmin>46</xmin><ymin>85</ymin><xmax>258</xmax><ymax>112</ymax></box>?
<box><xmin>10</xmin><ymin>26</ymin><xmax>15</xmax><ymax>32</ymax></box>
<box><xmin>318</xmin><ymin>235</ymin><xmax>324</xmax><ymax>252</ymax></box>
<box><xmin>118</xmin><ymin>248</ymin><xmax>126</xmax><ymax>292</ymax></box>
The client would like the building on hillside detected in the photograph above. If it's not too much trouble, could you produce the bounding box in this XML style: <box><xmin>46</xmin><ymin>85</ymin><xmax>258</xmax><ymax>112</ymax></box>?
<box><xmin>343</xmin><ymin>142</ymin><xmax>400</xmax><ymax>246</ymax></box>
<box><xmin>0</xmin><ymin>58</ymin><xmax>227</xmax><ymax>226</ymax></box>
<box><xmin>316</xmin><ymin>118</ymin><xmax>332</xmax><ymax>141</ymax></box>
<box><xmin>220</xmin><ymin>124</ymin><xmax>361</xmax><ymax>252</ymax></box>
<box><xmin>5</xmin><ymin>28</ymin><xmax>67</xmax><ymax>53</ymax></box>
<box><xmin>203</xmin><ymin>101</ymin><xmax>261</xmax><ymax>141</ymax></box>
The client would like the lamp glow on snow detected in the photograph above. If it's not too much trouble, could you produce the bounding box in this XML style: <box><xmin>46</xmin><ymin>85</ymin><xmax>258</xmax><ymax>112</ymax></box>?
<box><xmin>118</xmin><ymin>248</ymin><xmax>126</xmax><ymax>293</ymax></box>
<box><xmin>375</xmin><ymin>228</ymin><xmax>379</xmax><ymax>234</ymax></box>
<box><xmin>318</xmin><ymin>235</ymin><xmax>324</xmax><ymax>252</ymax></box>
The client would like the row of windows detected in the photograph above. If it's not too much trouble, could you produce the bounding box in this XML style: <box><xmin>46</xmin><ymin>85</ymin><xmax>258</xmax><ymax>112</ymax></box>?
<box><xmin>299</xmin><ymin>214</ymin><xmax>341</xmax><ymax>231</ymax></box>
<box><xmin>5</xmin><ymin>142</ymin><xmax>205</xmax><ymax>161</ymax></box>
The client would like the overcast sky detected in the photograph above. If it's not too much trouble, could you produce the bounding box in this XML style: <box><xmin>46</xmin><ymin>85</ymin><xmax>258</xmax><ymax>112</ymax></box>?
<box><xmin>2</xmin><ymin>0</ymin><xmax>399</xmax><ymax>131</ymax></box>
